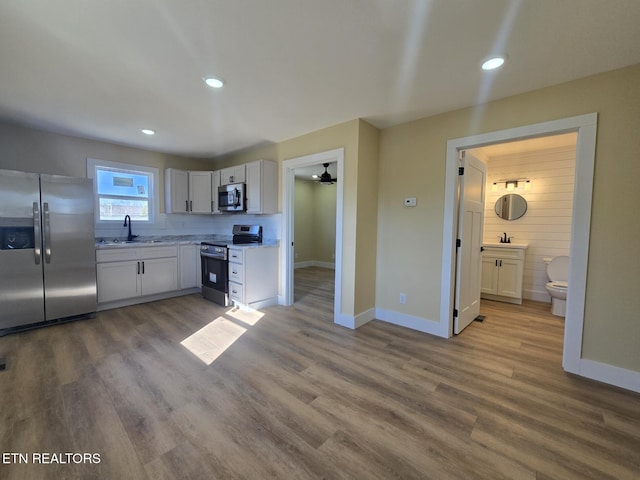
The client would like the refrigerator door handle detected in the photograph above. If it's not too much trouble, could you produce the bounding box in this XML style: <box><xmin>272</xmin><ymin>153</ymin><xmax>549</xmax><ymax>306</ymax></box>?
<box><xmin>43</xmin><ymin>202</ymin><xmax>52</xmax><ymax>263</ymax></box>
<box><xmin>33</xmin><ymin>202</ymin><xmax>41</xmax><ymax>264</ymax></box>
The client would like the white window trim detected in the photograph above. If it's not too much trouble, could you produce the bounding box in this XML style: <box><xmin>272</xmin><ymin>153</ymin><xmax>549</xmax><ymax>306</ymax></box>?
<box><xmin>86</xmin><ymin>158</ymin><xmax>160</xmax><ymax>225</ymax></box>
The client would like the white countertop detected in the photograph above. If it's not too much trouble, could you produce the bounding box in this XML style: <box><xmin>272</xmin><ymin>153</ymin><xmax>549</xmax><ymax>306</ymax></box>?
<box><xmin>227</xmin><ymin>240</ymin><xmax>279</xmax><ymax>249</ymax></box>
<box><xmin>96</xmin><ymin>236</ymin><xmax>279</xmax><ymax>249</ymax></box>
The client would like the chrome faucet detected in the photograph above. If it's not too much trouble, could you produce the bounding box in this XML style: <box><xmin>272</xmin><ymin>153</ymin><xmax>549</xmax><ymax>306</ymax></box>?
<box><xmin>123</xmin><ymin>215</ymin><xmax>137</xmax><ymax>242</ymax></box>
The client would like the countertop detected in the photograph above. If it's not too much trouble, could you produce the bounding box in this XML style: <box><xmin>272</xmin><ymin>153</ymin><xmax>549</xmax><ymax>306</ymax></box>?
<box><xmin>95</xmin><ymin>235</ymin><xmax>278</xmax><ymax>249</ymax></box>
<box><xmin>482</xmin><ymin>242</ymin><xmax>528</xmax><ymax>249</ymax></box>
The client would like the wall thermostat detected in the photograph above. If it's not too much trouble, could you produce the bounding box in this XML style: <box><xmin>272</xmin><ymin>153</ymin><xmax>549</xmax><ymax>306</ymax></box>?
<box><xmin>404</xmin><ymin>197</ymin><xmax>417</xmax><ymax>207</ymax></box>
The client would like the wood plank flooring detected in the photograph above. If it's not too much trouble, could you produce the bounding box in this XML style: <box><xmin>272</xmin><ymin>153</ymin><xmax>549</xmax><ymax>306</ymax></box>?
<box><xmin>1</xmin><ymin>266</ymin><xmax>639</xmax><ymax>479</ymax></box>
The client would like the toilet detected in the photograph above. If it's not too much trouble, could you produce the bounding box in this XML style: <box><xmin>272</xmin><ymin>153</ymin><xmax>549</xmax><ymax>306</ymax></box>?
<box><xmin>545</xmin><ymin>256</ymin><xmax>569</xmax><ymax>317</ymax></box>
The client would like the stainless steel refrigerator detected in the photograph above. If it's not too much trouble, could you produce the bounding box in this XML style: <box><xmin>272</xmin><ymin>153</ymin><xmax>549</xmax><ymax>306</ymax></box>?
<box><xmin>0</xmin><ymin>169</ymin><xmax>97</xmax><ymax>334</ymax></box>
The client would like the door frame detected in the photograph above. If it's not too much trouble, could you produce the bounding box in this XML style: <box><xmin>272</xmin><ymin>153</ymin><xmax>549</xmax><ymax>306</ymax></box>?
<box><xmin>281</xmin><ymin>148</ymin><xmax>345</xmax><ymax>322</ymax></box>
<box><xmin>440</xmin><ymin>113</ymin><xmax>597</xmax><ymax>375</ymax></box>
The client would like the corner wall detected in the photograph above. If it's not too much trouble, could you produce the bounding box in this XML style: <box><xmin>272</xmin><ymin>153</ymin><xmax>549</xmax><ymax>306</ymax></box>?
<box><xmin>376</xmin><ymin>63</ymin><xmax>640</xmax><ymax>372</ymax></box>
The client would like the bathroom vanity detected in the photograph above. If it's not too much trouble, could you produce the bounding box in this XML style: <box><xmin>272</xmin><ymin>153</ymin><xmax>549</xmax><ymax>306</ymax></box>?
<box><xmin>481</xmin><ymin>243</ymin><xmax>528</xmax><ymax>304</ymax></box>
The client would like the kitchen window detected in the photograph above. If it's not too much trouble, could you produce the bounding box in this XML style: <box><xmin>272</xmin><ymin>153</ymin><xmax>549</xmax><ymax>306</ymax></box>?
<box><xmin>87</xmin><ymin>158</ymin><xmax>159</xmax><ymax>224</ymax></box>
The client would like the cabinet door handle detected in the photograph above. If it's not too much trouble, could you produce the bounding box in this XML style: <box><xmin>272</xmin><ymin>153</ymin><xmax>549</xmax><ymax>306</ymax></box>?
<box><xmin>142</xmin><ymin>261</ymin><xmax>145</xmax><ymax>274</ymax></box>
<box><xmin>189</xmin><ymin>200</ymin><xmax>193</xmax><ymax>211</ymax></box>
<box><xmin>211</xmin><ymin>200</ymin><xmax>214</xmax><ymax>212</ymax></box>
<box><xmin>495</xmin><ymin>260</ymin><xmax>498</xmax><ymax>267</ymax></box>
<box><xmin>185</xmin><ymin>200</ymin><xmax>189</xmax><ymax>212</ymax></box>
<box><xmin>499</xmin><ymin>260</ymin><xmax>503</xmax><ymax>267</ymax></box>
<box><xmin>137</xmin><ymin>261</ymin><xmax>140</xmax><ymax>274</ymax></box>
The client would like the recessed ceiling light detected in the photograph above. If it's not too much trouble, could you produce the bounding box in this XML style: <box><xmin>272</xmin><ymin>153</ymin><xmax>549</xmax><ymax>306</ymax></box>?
<box><xmin>204</xmin><ymin>77</ymin><xmax>224</xmax><ymax>88</ymax></box>
<box><xmin>141</xmin><ymin>129</ymin><xmax>155</xmax><ymax>135</ymax></box>
<box><xmin>482</xmin><ymin>56</ymin><xmax>506</xmax><ymax>71</ymax></box>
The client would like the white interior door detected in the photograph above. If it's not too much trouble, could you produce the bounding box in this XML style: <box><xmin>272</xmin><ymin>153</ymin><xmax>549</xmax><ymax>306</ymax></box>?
<box><xmin>454</xmin><ymin>151</ymin><xmax>487</xmax><ymax>334</ymax></box>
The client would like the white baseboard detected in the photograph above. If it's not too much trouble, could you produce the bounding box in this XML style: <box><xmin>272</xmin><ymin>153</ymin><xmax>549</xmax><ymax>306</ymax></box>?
<box><xmin>375</xmin><ymin>308</ymin><xmax>447</xmax><ymax>338</ymax></box>
<box><xmin>569</xmin><ymin>358</ymin><xmax>640</xmax><ymax>393</ymax></box>
<box><xmin>524</xmin><ymin>288</ymin><xmax>551</xmax><ymax>303</ymax></box>
<box><xmin>334</xmin><ymin>308</ymin><xmax>375</xmax><ymax>329</ymax></box>
<box><xmin>97</xmin><ymin>288</ymin><xmax>200</xmax><ymax>311</ymax></box>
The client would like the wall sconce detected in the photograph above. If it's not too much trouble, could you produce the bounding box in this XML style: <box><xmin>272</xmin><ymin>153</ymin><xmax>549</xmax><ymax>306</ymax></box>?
<box><xmin>492</xmin><ymin>178</ymin><xmax>532</xmax><ymax>192</ymax></box>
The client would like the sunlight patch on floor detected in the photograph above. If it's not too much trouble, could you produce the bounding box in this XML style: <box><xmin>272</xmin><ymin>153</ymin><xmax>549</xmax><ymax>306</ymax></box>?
<box><xmin>180</xmin><ymin>316</ymin><xmax>247</xmax><ymax>365</ymax></box>
<box><xmin>180</xmin><ymin>307</ymin><xmax>265</xmax><ymax>365</ymax></box>
<box><xmin>226</xmin><ymin>307</ymin><xmax>264</xmax><ymax>326</ymax></box>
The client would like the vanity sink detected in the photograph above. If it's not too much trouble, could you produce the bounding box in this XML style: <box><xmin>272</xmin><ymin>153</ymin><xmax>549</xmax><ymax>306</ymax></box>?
<box><xmin>483</xmin><ymin>242</ymin><xmax>528</xmax><ymax>249</ymax></box>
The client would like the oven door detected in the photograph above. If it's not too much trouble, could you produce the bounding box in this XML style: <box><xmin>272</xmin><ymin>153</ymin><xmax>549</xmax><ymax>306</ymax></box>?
<box><xmin>201</xmin><ymin>253</ymin><xmax>229</xmax><ymax>306</ymax></box>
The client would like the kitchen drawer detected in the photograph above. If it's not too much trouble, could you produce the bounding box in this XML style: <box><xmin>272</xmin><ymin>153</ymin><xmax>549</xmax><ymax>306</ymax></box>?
<box><xmin>228</xmin><ymin>263</ymin><xmax>244</xmax><ymax>284</ymax></box>
<box><xmin>96</xmin><ymin>248</ymin><xmax>139</xmax><ymax>263</ymax></box>
<box><xmin>139</xmin><ymin>245</ymin><xmax>177</xmax><ymax>259</ymax></box>
<box><xmin>228</xmin><ymin>281</ymin><xmax>243</xmax><ymax>303</ymax></box>
<box><xmin>228</xmin><ymin>248</ymin><xmax>244</xmax><ymax>264</ymax></box>
<box><xmin>96</xmin><ymin>245</ymin><xmax>177</xmax><ymax>263</ymax></box>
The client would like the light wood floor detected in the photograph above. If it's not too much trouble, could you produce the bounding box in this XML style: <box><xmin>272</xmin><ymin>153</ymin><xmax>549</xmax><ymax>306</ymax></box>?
<box><xmin>1</xmin><ymin>266</ymin><xmax>639</xmax><ymax>479</ymax></box>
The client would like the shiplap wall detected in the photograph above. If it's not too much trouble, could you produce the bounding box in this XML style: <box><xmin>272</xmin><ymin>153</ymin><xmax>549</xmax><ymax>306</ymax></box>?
<box><xmin>483</xmin><ymin>146</ymin><xmax>576</xmax><ymax>301</ymax></box>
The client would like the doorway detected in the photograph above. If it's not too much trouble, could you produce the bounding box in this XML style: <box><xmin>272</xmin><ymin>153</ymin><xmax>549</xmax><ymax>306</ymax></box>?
<box><xmin>292</xmin><ymin>163</ymin><xmax>338</xmax><ymax>305</ymax></box>
<box><xmin>441</xmin><ymin>113</ymin><xmax>597</xmax><ymax>375</ymax></box>
<box><xmin>471</xmin><ymin>132</ymin><xmax>577</xmax><ymax>309</ymax></box>
<box><xmin>281</xmin><ymin>148</ymin><xmax>344</xmax><ymax>323</ymax></box>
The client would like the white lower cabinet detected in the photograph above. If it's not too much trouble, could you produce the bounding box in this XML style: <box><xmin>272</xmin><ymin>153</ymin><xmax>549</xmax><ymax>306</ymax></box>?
<box><xmin>179</xmin><ymin>243</ymin><xmax>201</xmax><ymax>289</ymax></box>
<box><xmin>96</xmin><ymin>260</ymin><xmax>142</xmax><ymax>302</ymax></box>
<box><xmin>228</xmin><ymin>245</ymin><xmax>278</xmax><ymax>309</ymax></box>
<box><xmin>480</xmin><ymin>246</ymin><xmax>526</xmax><ymax>304</ymax></box>
<box><xmin>96</xmin><ymin>245</ymin><xmax>178</xmax><ymax>304</ymax></box>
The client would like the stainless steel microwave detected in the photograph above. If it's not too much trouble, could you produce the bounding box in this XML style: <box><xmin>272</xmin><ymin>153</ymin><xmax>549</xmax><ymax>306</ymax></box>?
<box><xmin>218</xmin><ymin>183</ymin><xmax>246</xmax><ymax>212</ymax></box>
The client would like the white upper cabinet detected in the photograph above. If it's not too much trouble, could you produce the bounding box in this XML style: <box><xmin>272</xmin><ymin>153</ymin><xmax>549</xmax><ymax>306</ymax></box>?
<box><xmin>167</xmin><ymin>161</ymin><xmax>276</xmax><ymax>215</ymax></box>
<box><xmin>211</xmin><ymin>170</ymin><xmax>221</xmax><ymax>213</ymax></box>
<box><xmin>246</xmin><ymin>159</ymin><xmax>278</xmax><ymax>214</ymax></box>
<box><xmin>166</xmin><ymin>168</ymin><xmax>214</xmax><ymax>214</ymax></box>
<box><xmin>220</xmin><ymin>164</ymin><xmax>246</xmax><ymax>185</ymax></box>
<box><xmin>165</xmin><ymin>168</ymin><xmax>190</xmax><ymax>213</ymax></box>
<box><xmin>188</xmin><ymin>171</ymin><xmax>213</xmax><ymax>213</ymax></box>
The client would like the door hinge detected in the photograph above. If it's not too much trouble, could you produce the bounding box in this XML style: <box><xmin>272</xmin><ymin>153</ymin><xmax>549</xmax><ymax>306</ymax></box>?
<box><xmin>456</xmin><ymin>238</ymin><xmax>461</xmax><ymax>248</ymax></box>
<box><xmin>458</xmin><ymin>167</ymin><xmax>464</xmax><ymax>175</ymax></box>
<box><xmin>453</xmin><ymin>309</ymin><xmax>458</xmax><ymax>318</ymax></box>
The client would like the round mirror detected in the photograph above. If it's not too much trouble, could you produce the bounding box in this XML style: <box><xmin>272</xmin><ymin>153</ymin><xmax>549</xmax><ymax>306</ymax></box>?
<box><xmin>495</xmin><ymin>194</ymin><xmax>527</xmax><ymax>220</ymax></box>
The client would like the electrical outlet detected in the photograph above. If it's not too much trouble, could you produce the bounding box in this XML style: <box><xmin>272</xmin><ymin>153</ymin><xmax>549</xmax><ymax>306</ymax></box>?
<box><xmin>404</xmin><ymin>197</ymin><xmax>417</xmax><ymax>207</ymax></box>
<box><xmin>399</xmin><ymin>293</ymin><xmax>406</xmax><ymax>304</ymax></box>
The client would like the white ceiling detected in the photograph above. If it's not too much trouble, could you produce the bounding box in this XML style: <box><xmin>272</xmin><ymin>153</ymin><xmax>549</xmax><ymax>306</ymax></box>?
<box><xmin>1</xmin><ymin>1</ymin><xmax>639</xmax><ymax>158</ymax></box>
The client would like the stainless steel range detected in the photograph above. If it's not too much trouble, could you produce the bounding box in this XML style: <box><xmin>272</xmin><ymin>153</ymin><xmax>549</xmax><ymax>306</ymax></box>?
<box><xmin>232</xmin><ymin>224</ymin><xmax>262</xmax><ymax>244</ymax></box>
<box><xmin>200</xmin><ymin>225</ymin><xmax>262</xmax><ymax>306</ymax></box>
<box><xmin>200</xmin><ymin>241</ymin><xmax>229</xmax><ymax>306</ymax></box>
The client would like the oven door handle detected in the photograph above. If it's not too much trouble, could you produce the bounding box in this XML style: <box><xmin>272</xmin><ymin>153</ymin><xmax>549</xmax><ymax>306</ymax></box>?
<box><xmin>200</xmin><ymin>252</ymin><xmax>227</xmax><ymax>260</ymax></box>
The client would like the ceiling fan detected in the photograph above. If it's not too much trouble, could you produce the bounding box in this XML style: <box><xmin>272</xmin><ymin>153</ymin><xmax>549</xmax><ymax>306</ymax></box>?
<box><xmin>317</xmin><ymin>163</ymin><xmax>337</xmax><ymax>184</ymax></box>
